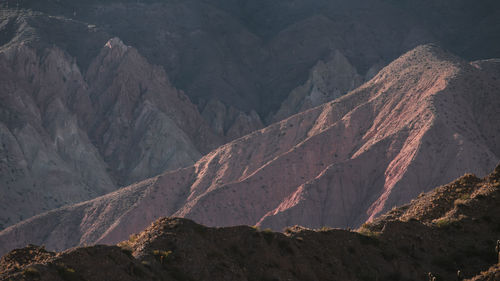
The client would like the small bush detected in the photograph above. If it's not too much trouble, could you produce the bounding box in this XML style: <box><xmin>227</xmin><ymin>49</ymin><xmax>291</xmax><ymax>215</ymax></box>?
<box><xmin>262</xmin><ymin>228</ymin><xmax>273</xmax><ymax>233</ymax></box>
<box><xmin>153</xmin><ymin>249</ymin><xmax>173</xmax><ymax>265</ymax></box>
<box><xmin>129</xmin><ymin>234</ymin><xmax>138</xmax><ymax>243</ymax></box>
<box><xmin>251</xmin><ymin>225</ymin><xmax>260</xmax><ymax>231</ymax></box>
<box><xmin>358</xmin><ymin>228</ymin><xmax>381</xmax><ymax>246</ymax></box>
<box><xmin>458</xmin><ymin>193</ymin><xmax>470</xmax><ymax>200</ymax></box>
<box><xmin>56</xmin><ymin>264</ymin><xmax>79</xmax><ymax>281</ymax></box>
<box><xmin>435</xmin><ymin>218</ymin><xmax>453</xmax><ymax>228</ymax></box>
<box><xmin>153</xmin><ymin>249</ymin><xmax>172</xmax><ymax>259</ymax></box>
<box><xmin>319</xmin><ymin>226</ymin><xmax>333</xmax><ymax>232</ymax></box>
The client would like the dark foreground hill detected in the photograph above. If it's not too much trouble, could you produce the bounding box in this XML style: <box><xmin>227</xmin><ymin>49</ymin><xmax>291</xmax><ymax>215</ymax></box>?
<box><xmin>1</xmin><ymin>164</ymin><xmax>500</xmax><ymax>281</ymax></box>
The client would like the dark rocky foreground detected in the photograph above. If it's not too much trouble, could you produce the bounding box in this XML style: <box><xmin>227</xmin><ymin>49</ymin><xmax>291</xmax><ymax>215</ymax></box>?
<box><xmin>1</xmin><ymin>165</ymin><xmax>499</xmax><ymax>281</ymax></box>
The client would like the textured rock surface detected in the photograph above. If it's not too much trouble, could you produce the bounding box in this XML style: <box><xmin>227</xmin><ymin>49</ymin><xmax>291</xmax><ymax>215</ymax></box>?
<box><xmin>201</xmin><ymin>98</ymin><xmax>263</xmax><ymax>141</ymax></box>
<box><xmin>270</xmin><ymin>49</ymin><xmax>364</xmax><ymax>122</ymax></box>
<box><xmin>0</xmin><ymin>45</ymin><xmax>115</xmax><ymax>229</ymax></box>
<box><xmin>1</xmin><ymin>45</ymin><xmax>498</xmax><ymax>254</ymax></box>
<box><xmin>85</xmin><ymin>37</ymin><xmax>221</xmax><ymax>185</ymax></box>
<box><xmin>0</xmin><ymin>38</ymin><xmax>221</xmax><ymax>229</ymax></box>
<box><xmin>2</xmin><ymin>0</ymin><xmax>500</xmax><ymax>119</ymax></box>
<box><xmin>1</xmin><ymin>165</ymin><xmax>500</xmax><ymax>280</ymax></box>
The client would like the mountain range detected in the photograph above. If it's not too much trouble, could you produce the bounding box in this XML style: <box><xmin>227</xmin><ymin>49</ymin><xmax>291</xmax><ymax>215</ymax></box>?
<box><xmin>0</xmin><ymin>0</ymin><xmax>500</xmax><ymax>267</ymax></box>
<box><xmin>1</xmin><ymin>44</ymin><xmax>498</xmax><ymax>255</ymax></box>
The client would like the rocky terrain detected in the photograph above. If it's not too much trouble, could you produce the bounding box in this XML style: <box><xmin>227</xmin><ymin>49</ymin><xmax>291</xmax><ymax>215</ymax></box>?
<box><xmin>1</xmin><ymin>44</ymin><xmax>498</xmax><ymax>255</ymax></box>
<box><xmin>2</xmin><ymin>0</ymin><xmax>500</xmax><ymax>118</ymax></box>
<box><xmin>0</xmin><ymin>36</ymin><xmax>224</xmax><ymax>230</ymax></box>
<box><xmin>1</xmin><ymin>0</ymin><xmax>500</xmax><ymax>230</ymax></box>
<box><xmin>1</xmin><ymin>164</ymin><xmax>499</xmax><ymax>281</ymax></box>
<box><xmin>270</xmin><ymin>49</ymin><xmax>366</xmax><ymax>123</ymax></box>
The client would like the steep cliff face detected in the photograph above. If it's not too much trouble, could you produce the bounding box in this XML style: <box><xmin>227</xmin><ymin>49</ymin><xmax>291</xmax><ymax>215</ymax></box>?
<box><xmin>1</xmin><ymin>45</ymin><xmax>498</xmax><ymax>254</ymax></box>
<box><xmin>0</xmin><ymin>38</ymin><xmax>222</xmax><ymax>229</ymax></box>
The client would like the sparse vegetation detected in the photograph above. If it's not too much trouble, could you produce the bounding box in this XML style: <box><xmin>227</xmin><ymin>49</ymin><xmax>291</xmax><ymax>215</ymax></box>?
<box><xmin>2</xmin><ymin>166</ymin><xmax>500</xmax><ymax>281</ymax></box>
<box><xmin>358</xmin><ymin>227</ymin><xmax>381</xmax><ymax>239</ymax></box>
<box><xmin>434</xmin><ymin>218</ymin><xmax>453</xmax><ymax>228</ymax></box>
<box><xmin>56</xmin><ymin>264</ymin><xmax>79</xmax><ymax>281</ymax></box>
<box><xmin>128</xmin><ymin>233</ymin><xmax>138</xmax><ymax>243</ymax></box>
<box><xmin>262</xmin><ymin>228</ymin><xmax>273</xmax><ymax>233</ymax></box>
<box><xmin>319</xmin><ymin>226</ymin><xmax>333</xmax><ymax>232</ymax></box>
<box><xmin>153</xmin><ymin>249</ymin><xmax>172</xmax><ymax>264</ymax></box>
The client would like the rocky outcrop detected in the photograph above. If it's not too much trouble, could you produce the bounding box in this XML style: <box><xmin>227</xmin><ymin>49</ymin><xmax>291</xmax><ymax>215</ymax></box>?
<box><xmin>201</xmin><ymin>99</ymin><xmax>263</xmax><ymax>141</ymax></box>
<box><xmin>1</xmin><ymin>45</ymin><xmax>498</xmax><ymax>254</ymax></box>
<box><xmin>1</xmin><ymin>165</ymin><xmax>500</xmax><ymax>281</ymax></box>
<box><xmin>85</xmin><ymin>37</ymin><xmax>222</xmax><ymax>185</ymax></box>
<box><xmin>270</xmin><ymin>50</ymin><xmax>364</xmax><ymax>122</ymax></box>
<box><xmin>0</xmin><ymin>38</ymin><xmax>222</xmax><ymax>229</ymax></box>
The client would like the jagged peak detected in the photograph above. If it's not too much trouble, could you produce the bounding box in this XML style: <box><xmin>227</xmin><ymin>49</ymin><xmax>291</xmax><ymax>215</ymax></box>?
<box><xmin>104</xmin><ymin>37</ymin><xmax>128</xmax><ymax>51</ymax></box>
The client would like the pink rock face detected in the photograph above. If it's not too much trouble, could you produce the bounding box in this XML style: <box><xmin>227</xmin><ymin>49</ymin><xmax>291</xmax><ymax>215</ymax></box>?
<box><xmin>84</xmin><ymin>37</ymin><xmax>223</xmax><ymax>185</ymax></box>
<box><xmin>201</xmin><ymin>98</ymin><xmax>264</xmax><ymax>142</ymax></box>
<box><xmin>0</xmin><ymin>38</ymin><xmax>223</xmax><ymax>230</ymax></box>
<box><xmin>0</xmin><ymin>44</ymin><xmax>499</xmax><ymax>255</ymax></box>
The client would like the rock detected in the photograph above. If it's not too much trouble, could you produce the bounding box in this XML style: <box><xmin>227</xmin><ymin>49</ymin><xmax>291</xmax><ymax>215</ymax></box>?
<box><xmin>0</xmin><ymin>37</ymin><xmax>223</xmax><ymax>229</ymax></box>
<box><xmin>85</xmin><ymin>37</ymin><xmax>222</xmax><ymax>185</ymax></box>
<box><xmin>270</xmin><ymin>50</ymin><xmax>364</xmax><ymax>123</ymax></box>
<box><xmin>0</xmin><ymin>45</ymin><xmax>116</xmax><ymax>229</ymax></box>
<box><xmin>2</xmin><ymin>165</ymin><xmax>500</xmax><ymax>280</ymax></box>
<box><xmin>4</xmin><ymin>0</ymin><xmax>499</xmax><ymax>121</ymax></box>
<box><xmin>1</xmin><ymin>45</ymin><xmax>498</xmax><ymax>253</ymax></box>
<box><xmin>201</xmin><ymin>99</ymin><xmax>263</xmax><ymax>141</ymax></box>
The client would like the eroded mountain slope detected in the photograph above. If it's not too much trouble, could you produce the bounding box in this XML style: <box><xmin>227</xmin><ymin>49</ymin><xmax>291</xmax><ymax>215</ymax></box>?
<box><xmin>0</xmin><ymin>44</ymin><xmax>499</xmax><ymax>255</ymax></box>
<box><xmin>1</xmin><ymin>165</ymin><xmax>499</xmax><ymax>281</ymax></box>
<box><xmin>0</xmin><ymin>37</ymin><xmax>222</xmax><ymax>229</ymax></box>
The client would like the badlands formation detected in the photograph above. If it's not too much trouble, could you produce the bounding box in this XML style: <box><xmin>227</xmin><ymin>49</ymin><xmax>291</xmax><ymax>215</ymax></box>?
<box><xmin>1</xmin><ymin>0</ymin><xmax>499</xmax><ymax>230</ymax></box>
<box><xmin>0</xmin><ymin>44</ymin><xmax>498</xmax><ymax>255</ymax></box>
<box><xmin>1</xmin><ymin>165</ymin><xmax>500</xmax><ymax>280</ymax></box>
